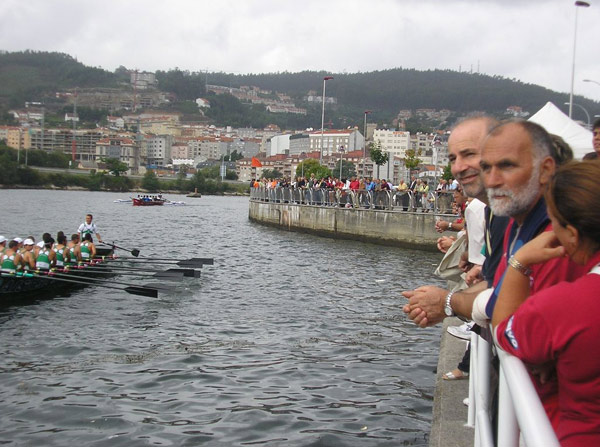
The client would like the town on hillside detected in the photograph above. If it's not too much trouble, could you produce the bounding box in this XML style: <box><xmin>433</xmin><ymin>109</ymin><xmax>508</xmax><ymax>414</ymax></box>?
<box><xmin>1</xmin><ymin>70</ymin><xmax>533</xmax><ymax>185</ymax></box>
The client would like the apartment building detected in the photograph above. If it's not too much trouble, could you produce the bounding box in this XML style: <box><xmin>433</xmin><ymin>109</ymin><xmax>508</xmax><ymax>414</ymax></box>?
<box><xmin>373</xmin><ymin>129</ymin><xmax>411</xmax><ymax>158</ymax></box>
<box><xmin>95</xmin><ymin>137</ymin><xmax>139</xmax><ymax>173</ymax></box>
<box><xmin>0</xmin><ymin>126</ymin><xmax>31</xmax><ymax>150</ymax></box>
<box><xmin>144</xmin><ymin>135</ymin><xmax>173</xmax><ymax>167</ymax></box>
<box><xmin>28</xmin><ymin>128</ymin><xmax>107</xmax><ymax>162</ymax></box>
<box><xmin>307</xmin><ymin>129</ymin><xmax>364</xmax><ymax>156</ymax></box>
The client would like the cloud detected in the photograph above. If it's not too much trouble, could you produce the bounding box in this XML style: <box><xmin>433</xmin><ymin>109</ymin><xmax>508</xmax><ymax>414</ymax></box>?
<box><xmin>1</xmin><ymin>0</ymin><xmax>598</xmax><ymax>101</ymax></box>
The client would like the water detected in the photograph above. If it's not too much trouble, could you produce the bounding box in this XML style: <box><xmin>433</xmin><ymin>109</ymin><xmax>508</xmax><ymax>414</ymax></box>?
<box><xmin>0</xmin><ymin>190</ymin><xmax>444</xmax><ymax>446</ymax></box>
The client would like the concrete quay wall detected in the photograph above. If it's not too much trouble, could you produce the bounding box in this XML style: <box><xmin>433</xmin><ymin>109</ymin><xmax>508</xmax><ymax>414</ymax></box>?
<box><xmin>248</xmin><ymin>201</ymin><xmax>443</xmax><ymax>251</ymax></box>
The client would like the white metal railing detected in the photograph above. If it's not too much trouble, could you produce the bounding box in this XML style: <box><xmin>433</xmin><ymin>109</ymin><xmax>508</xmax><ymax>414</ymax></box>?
<box><xmin>249</xmin><ymin>185</ymin><xmax>456</xmax><ymax>214</ymax></box>
<box><xmin>468</xmin><ymin>329</ymin><xmax>560</xmax><ymax>447</ymax></box>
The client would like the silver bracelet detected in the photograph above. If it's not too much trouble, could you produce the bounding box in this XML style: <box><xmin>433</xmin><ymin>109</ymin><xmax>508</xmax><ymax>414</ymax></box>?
<box><xmin>508</xmin><ymin>256</ymin><xmax>532</xmax><ymax>277</ymax></box>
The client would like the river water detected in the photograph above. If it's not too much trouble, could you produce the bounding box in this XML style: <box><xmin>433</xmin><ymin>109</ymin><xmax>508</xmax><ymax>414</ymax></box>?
<box><xmin>0</xmin><ymin>190</ymin><xmax>444</xmax><ymax>447</ymax></box>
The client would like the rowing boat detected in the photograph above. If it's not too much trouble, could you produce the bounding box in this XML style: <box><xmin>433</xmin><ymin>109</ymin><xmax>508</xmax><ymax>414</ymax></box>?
<box><xmin>0</xmin><ymin>247</ymin><xmax>114</xmax><ymax>301</ymax></box>
<box><xmin>132</xmin><ymin>198</ymin><xmax>166</xmax><ymax>206</ymax></box>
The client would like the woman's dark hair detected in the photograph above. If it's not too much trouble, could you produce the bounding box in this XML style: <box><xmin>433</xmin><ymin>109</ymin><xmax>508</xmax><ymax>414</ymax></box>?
<box><xmin>545</xmin><ymin>160</ymin><xmax>600</xmax><ymax>249</ymax></box>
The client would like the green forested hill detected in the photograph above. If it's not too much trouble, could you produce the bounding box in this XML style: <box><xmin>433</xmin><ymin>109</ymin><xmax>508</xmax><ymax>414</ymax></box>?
<box><xmin>1</xmin><ymin>51</ymin><xmax>598</xmax><ymax>129</ymax></box>
<box><xmin>0</xmin><ymin>51</ymin><xmax>119</xmax><ymax>107</ymax></box>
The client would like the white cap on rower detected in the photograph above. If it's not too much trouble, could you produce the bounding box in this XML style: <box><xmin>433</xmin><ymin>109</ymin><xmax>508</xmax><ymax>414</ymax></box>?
<box><xmin>13</xmin><ymin>237</ymin><xmax>23</xmax><ymax>243</ymax></box>
<box><xmin>0</xmin><ymin>235</ymin><xmax>6</xmax><ymax>243</ymax></box>
<box><xmin>36</xmin><ymin>241</ymin><xmax>44</xmax><ymax>248</ymax></box>
<box><xmin>23</xmin><ymin>238</ymin><xmax>35</xmax><ymax>246</ymax></box>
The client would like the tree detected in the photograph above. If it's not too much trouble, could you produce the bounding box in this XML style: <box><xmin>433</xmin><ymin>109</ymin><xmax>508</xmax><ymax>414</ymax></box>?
<box><xmin>403</xmin><ymin>148</ymin><xmax>422</xmax><ymax>176</ymax></box>
<box><xmin>295</xmin><ymin>158</ymin><xmax>331</xmax><ymax>180</ymax></box>
<box><xmin>142</xmin><ymin>170</ymin><xmax>160</xmax><ymax>192</ymax></box>
<box><xmin>369</xmin><ymin>141</ymin><xmax>389</xmax><ymax>179</ymax></box>
<box><xmin>333</xmin><ymin>159</ymin><xmax>356</xmax><ymax>180</ymax></box>
<box><xmin>441</xmin><ymin>162</ymin><xmax>453</xmax><ymax>181</ymax></box>
<box><xmin>102</xmin><ymin>157</ymin><xmax>129</xmax><ymax>176</ymax></box>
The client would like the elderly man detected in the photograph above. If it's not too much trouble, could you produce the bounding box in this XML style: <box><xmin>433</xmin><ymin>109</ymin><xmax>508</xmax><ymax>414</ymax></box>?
<box><xmin>403</xmin><ymin>120</ymin><xmax>586</xmax><ymax>328</ymax></box>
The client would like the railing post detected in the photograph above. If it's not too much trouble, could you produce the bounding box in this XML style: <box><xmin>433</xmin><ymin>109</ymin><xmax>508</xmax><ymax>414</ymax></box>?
<box><xmin>497</xmin><ymin>364</ymin><xmax>519</xmax><ymax>447</ymax></box>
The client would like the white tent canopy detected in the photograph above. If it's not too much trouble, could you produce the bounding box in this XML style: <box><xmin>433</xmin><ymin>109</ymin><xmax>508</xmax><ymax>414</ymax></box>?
<box><xmin>528</xmin><ymin>101</ymin><xmax>593</xmax><ymax>159</ymax></box>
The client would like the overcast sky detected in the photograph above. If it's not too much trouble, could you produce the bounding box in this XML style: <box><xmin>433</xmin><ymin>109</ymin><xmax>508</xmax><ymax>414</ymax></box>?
<box><xmin>2</xmin><ymin>0</ymin><xmax>599</xmax><ymax>106</ymax></box>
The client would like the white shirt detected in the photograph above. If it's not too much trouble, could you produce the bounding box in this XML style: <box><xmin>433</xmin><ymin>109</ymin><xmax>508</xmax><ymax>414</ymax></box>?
<box><xmin>465</xmin><ymin>198</ymin><xmax>486</xmax><ymax>265</ymax></box>
<box><xmin>78</xmin><ymin>222</ymin><xmax>98</xmax><ymax>237</ymax></box>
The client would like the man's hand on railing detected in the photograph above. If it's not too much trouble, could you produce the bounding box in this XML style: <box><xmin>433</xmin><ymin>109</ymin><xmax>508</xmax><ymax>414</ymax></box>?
<box><xmin>401</xmin><ymin>286</ymin><xmax>448</xmax><ymax>328</ymax></box>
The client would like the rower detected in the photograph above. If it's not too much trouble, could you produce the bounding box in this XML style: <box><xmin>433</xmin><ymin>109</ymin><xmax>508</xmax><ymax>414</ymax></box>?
<box><xmin>78</xmin><ymin>214</ymin><xmax>103</xmax><ymax>243</ymax></box>
<box><xmin>20</xmin><ymin>238</ymin><xmax>36</xmax><ymax>270</ymax></box>
<box><xmin>54</xmin><ymin>234</ymin><xmax>68</xmax><ymax>268</ymax></box>
<box><xmin>35</xmin><ymin>239</ymin><xmax>56</xmax><ymax>271</ymax></box>
<box><xmin>79</xmin><ymin>233</ymin><xmax>97</xmax><ymax>262</ymax></box>
<box><xmin>0</xmin><ymin>235</ymin><xmax>7</xmax><ymax>254</ymax></box>
<box><xmin>67</xmin><ymin>233</ymin><xmax>81</xmax><ymax>263</ymax></box>
<box><xmin>0</xmin><ymin>241</ymin><xmax>22</xmax><ymax>273</ymax></box>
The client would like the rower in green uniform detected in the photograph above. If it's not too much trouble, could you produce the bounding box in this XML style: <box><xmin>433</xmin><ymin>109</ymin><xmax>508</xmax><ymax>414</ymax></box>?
<box><xmin>67</xmin><ymin>234</ymin><xmax>81</xmax><ymax>263</ymax></box>
<box><xmin>0</xmin><ymin>235</ymin><xmax>7</xmax><ymax>255</ymax></box>
<box><xmin>78</xmin><ymin>214</ymin><xmax>102</xmax><ymax>243</ymax></box>
<box><xmin>54</xmin><ymin>234</ymin><xmax>68</xmax><ymax>268</ymax></box>
<box><xmin>79</xmin><ymin>233</ymin><xmax>96</xmax><ymax>262</ymax></box>
<box><xmin>0</xmin><ymin>241</ymin><xmax>22</xmax><ymax>273</ymax></box>
<box><xmin>21</xmin><ymin>239</ymin><xmax>36</xmax><ymax>270</ymax></box>
<box><xmin>36</xmin><ymin>239</ymin><xmax>56</xmax><ymax>271</ymax></box>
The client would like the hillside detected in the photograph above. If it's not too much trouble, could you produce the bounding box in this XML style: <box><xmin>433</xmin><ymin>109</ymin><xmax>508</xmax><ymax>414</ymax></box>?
<box><xmin>1</xmin><ymin>51</ymin><xmax>598</xmax><ymax>129</ymax></box>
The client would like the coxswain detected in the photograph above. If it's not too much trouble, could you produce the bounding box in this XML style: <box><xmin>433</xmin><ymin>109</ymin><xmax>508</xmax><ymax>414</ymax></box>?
<box><xmin>35</xmin><ymin>239</ymin><xmax>56</xmax><ymax>271</ymax></box>
<box><xmin>79</xmin><ymin>233</ymin><xmax>96</xmax><ymax>262</ymax></box>
<box><xmin>54</xmin><ymin>234</ymin><xmax>68</xmax><ymax>268</ymax></box>
<box><xmin>0</xmin><ymin>240</ymin><xmax>22</xmax><ymax>273</ymax></box>
<box><xmin>21</xmin><ymin>239</ymin><xmax>36</xmax><ymax>270</ymax></box>
<box><xmin>78</xmin><ymin>214</ymin><xmax>102</xmax><ymax>243</ymax></box>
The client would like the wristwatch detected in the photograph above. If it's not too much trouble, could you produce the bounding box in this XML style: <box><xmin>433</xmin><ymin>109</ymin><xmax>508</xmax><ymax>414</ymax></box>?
<box><xmin>444</xmin><ymin>291</ymin><xmax>455</xmax><ymax>316</ymax></box>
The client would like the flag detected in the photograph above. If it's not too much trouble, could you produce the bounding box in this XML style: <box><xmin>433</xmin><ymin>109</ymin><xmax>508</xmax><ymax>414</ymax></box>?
<box><xmin>251</xmin><ymin>157</ymin><xmax>262</xmax><ymax>168</ymax></box>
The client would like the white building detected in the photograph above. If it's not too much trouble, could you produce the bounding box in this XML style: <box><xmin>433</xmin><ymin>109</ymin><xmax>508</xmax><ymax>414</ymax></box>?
<box><xmin>308</xmin><ymin>129</ymin><xmax>364</xmax><ymax>157</ymax></box>
<box><xmin>267</xmin><ymin>134</ymin><xmax>291</xmax><ymax>156</ymax></box>
<box><xmin>373</xmin><ymin>129</ymin><xmax>411</xmax><ymax>158</ymax></box>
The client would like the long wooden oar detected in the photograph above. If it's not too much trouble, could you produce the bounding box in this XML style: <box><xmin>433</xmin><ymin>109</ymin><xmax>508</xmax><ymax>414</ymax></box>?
<box><xmin>103</xmin><ymin>243</ymin><xmax>141</xmax><ymax>257</ymax></box>
<box><xmin>1</xmin><ymin>270</ymin><xmax>158</xmax><ymax>298</ymax></box>
<box><xmin>61</xmin><ymin>266</ymin><xmax>183</xmax><ymax>280</ymax></box>
<box><xmin>104</xmin><ymin>256</ymin><xmax>214</xmax><ymax>265</ymax></box>
<box><xmin>76</xmin><ymin>261</ymin><xmax>201</xmax><ymax>278</ymax></box>
<box><xmin>39</xmin><ymin>270</ymin><xmax>172</xmax><ymax>290</ymax></box>
<box><xmin>100</xmin><ymin>257</ymin><xmax>210</xmax><ymax>268</ymax></box>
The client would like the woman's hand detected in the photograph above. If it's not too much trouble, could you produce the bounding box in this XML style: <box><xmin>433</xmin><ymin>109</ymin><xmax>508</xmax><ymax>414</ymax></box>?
<box><xmin>515</xmin><ymin>231</ymin><xmax>566</xmax><ymax>267</ymax></box>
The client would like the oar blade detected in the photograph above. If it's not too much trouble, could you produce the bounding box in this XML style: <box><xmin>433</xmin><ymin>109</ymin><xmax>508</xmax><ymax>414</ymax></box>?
<box><xmin>190</xmin><ymin>258</ymin><xmax>214</xmax><ymax>265</ymax></box>
<box><xmin>125</xmin><ymin>286</ymin><xmax>158</xmax><ymax>297</ymax></box>
<box><xmin>166</xmin><ymin>268</ymin><xmax>201</xmax><ymax>278</ymax></box>
<box><xmin>142</xmin><ymin>283</ymin><xmax>175</xmax><ymax>292</ymax></box>
<box><xmin>131</xmin><ymin>249</ymin><xmax>140</xmax><ymax>257</ymax></box>
<box><xmin>152</xmin><ymin>271</ymin><xmax>184</xmax><ymax>279</ymax></box>
<box><xmin>176</xmin><ymin>260</ymin><xmax>205</xmax><ymax>268</ymax></box>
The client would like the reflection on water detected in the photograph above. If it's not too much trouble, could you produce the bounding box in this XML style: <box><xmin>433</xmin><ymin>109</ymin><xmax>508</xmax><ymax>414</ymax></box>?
<box><xmin>0</xmin><ymin>190</ymin><xmax>444</xmax><ymax>446</ymax></box>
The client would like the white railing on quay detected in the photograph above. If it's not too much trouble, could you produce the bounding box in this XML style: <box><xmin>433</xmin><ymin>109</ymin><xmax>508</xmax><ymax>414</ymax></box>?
<box><xmin>249</xmin><ymin>185</ymin><xmax>456</xmax><ymax>214</ymax></box>
<box><xmin>467</xmin><ymin>328</ymin><xmax>560</xmax><ymax>447</ymax></box>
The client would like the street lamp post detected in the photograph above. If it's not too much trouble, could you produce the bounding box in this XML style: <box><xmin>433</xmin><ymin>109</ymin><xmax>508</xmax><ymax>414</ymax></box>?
<box><xmin>362</xmin><ymin>110</ymin><xmax>371</xmax><ymax>176</ymax></box>
<box><xmin>564</xmin><ymin>101</ymin><xmax>591</xmax><ymax>128</ymax></box>
<box><xmin>584</xmin><ymin>79</ymin><xmax>600</xmax><ymax>87</ymax></box>
<box><xmin>569</xmin><ymin>1</ymin><xmax>590</xmax><ymax>118</ymax></box>
<box><xmin>320</xmin><ymin>76</ymin><xmax>334</xmax><ymax>165</ymax></box>
<box><xmin>338</xmin><ymin>145</ymin><xmax>345</xmax><ymax>179</ymax></box>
